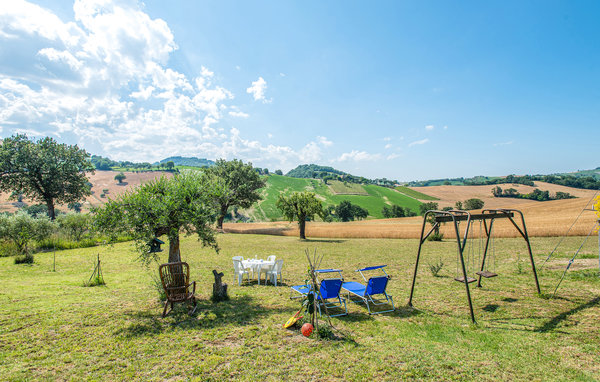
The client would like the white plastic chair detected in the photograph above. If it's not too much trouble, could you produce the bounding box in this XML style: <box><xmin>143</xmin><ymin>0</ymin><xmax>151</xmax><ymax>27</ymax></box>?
<box><xmin>266</xmin><ymin>260</ymin><xmax>284</xmax><ymax>286</ymax></box>
<box><xmin>232</xmin><ymin>258</ymin><xmax>250</xmax><ymax>286</ymax></box>
<box><xmin>266</xmin><ymin>255</ymin><xmax>276</xmax><ymax>262</ymax></box>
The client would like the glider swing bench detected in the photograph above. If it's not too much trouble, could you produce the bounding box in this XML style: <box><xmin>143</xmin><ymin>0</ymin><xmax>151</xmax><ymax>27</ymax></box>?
<box><xmin>407</xmin><ymin>209</ymin><xmax>541</xmax><ymax>323</ymax></box>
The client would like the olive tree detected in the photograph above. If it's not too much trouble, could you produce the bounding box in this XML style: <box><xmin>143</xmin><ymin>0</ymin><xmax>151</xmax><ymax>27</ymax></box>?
<box><xmin>0</xmin><ymin>212</ymin><xmax>54</xmax><ymax>261</ymax></box>
<box><xmin>204</xmin><ymin>159</ymin><xmax>266</xmax><ymax>229</ymax></box>
<box><xmin>57</xmin><ymin>213</ymin><xmax>92</xmax><ymax>241</ymax></box>
<box><xmin>114</xmin><ymin>172</ymin><xmax>126</xmax><ymax>184</ymax></box>
<box><xmin>0</xmin><ymin>135</ymin><xmax>94</xmax><ymax>220</ymax></box>
<box><xmin>93</xmin><ymin>172</ymin><xmax>221</xmax><ymax>264</ymax></box>
<box><xmin>276</xmin><ymin>191</ymin><xmax>323</xmax><ymax>239</ymax></box>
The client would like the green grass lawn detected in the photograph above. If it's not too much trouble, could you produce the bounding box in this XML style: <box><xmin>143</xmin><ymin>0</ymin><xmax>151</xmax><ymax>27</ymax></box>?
<box><xmin>1</xmin><ymin>234</ymin><xmax>599</xmax><ymax>380</ymax></box>
<box><xmin>248</xmin><ymin>175</ymin><xmax>422</xmax><ymax>220</ymax></box>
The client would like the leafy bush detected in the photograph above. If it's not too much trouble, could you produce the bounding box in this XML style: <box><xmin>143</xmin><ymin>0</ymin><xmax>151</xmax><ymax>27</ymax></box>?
<box><xmin>14</xmin><ymin>254</ymin><xmax>34</xmax><ymax>264</ymax></box>
<box><xmin>335</xmin><ymin>200</ymin><xmax>368</xmax><ymax>221</ymax></box>
<box><xmin>428</xmin><ymin>258</ymin><xmax>444</xmax><ymax>276</ymax></box>
<box><xmin>21</xmin><ymin>203</ymin><xmax>49</xmax><ymax>218</ymax></box>
<box><xmin>427</xmin><ymin>233</ymin><xmax>444</xmax><ymax>242</ymax></box>
<box><xmin>463</xmin><ymin>198</ymin><xmax>485</xmax><ymax>210</ymax></box>
<box><xmin>0</xmin><ymin>212</ymin><xmax>55</xmax><ymax>259</ymax></box>
<box><xmin>57</xmin><ymin>213</ymin><xmax>92</xmax><ymax>241</ymax></box>
<box><xmin>382</xmin><ymin>205</ymin><xmax>406</xmax><ymax>218</ymax></box>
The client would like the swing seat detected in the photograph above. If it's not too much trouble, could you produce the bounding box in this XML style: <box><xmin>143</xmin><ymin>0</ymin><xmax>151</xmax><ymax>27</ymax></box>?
<box><xmin>476</xmin><ymin>271</ymin><xmax>497</xmax><ymax>278</ymax></box>
<box><xmin>454</xmin><ymin>276</ymin><xmax>477</xmax><ymax>283</ymax></box>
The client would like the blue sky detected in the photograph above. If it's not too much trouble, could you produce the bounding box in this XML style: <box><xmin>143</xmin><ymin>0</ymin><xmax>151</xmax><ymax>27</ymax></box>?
<box><xmin>0</xmin><ymin>1</ymin><xmax>598</xmax><ymax>181</ymax></box>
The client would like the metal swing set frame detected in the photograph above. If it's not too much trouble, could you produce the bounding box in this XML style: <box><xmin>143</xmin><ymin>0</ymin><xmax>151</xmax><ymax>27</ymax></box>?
<box><xmin>407</xmin><ymin>208</ymin><xmax>541</xmax><ymax>323</ymax></box>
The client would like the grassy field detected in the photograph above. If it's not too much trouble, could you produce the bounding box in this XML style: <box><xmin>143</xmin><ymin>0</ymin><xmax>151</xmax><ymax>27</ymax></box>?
<box><xmin>395</xmin><ymin>186</ymin><xmax>439</xmax><ymax>201</ymax></box>
<box><xmin>328</xmin><ymin>180</ymin><xmax>369</xmax><ymax>195</ymax></box>
<box><xmin>246</xmin><ymin>175</ymin><xmax>422</xmax><ymax>221</ymax></box>
<box><xmin>1</xmin><ymin>233</ymin><xmax>599</xmax><ymax>380</ymax></box>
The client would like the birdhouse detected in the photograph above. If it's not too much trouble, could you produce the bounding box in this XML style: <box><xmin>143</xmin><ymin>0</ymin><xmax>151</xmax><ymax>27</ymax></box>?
<box><xmin>149</xmin><ymin>238</ymin><xmax>165</xmax><ymax>253</ymax></box>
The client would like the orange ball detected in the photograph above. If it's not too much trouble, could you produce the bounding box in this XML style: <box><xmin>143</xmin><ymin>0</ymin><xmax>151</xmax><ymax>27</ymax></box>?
<box><xmin>301</xmin><ymin>323</ymin><xmax>313</xmax><ymax>337</ymax></box>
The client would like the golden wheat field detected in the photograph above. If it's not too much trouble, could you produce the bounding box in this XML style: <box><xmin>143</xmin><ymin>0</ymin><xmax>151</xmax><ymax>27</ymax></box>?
<box><xmin>0</xmin><ymin>170</ymin><xmax>171</xmax><ymax>213</ymax></box>
<box><xmin>225</xmin><ymin>182</ymin><xmax>599</xmax><ymax>238</ymax></box>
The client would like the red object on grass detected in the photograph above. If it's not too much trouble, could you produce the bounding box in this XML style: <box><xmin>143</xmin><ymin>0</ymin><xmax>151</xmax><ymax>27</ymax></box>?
<box><xmin>301</xmin><ymin>323</ymin><xmax>313</xmax><ymax>337</ymax></box>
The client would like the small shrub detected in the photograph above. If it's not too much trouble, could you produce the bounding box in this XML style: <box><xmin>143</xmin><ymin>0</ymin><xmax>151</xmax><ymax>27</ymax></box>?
<box><xmin>0</xmin><ymin>242</ymin><xmax>19</xmax><ymax>257</ymax></box>
<box><xmin>515</xmin><ymin>259</ymin><xmax>524</xmax><ymax>274</ymax></box>
<box><xmin>428</xmin><ymin>259</ymin><xmax>445</xmax><ymax>277</ymax></box>
<box><xmin>100</xmin><ymin>193</ymin><xmax>106</xmax><ymax>198</ymax></box>
<box><xmin>14</xmin><ymin>254</ymin><xmax>34</xmax><ymax>264</ymax></box>
<box><xmin>85</xmin><ymin>274</ymin><xmax>105</xmax><ymax>287</ymax></box>
<box><xmin>151</xmin><ymin>273</ymin><xmax>167</xmax><ymax>301</ymax></box>
<box><xmin>317</xmin><ymin>325</ymin><xmax>335</xmax><ymax>340</ymax></box>
<box><xmin>428</xmin><ymin>233</ymin><xmax>444</xmax><ymax>241</ymax></box>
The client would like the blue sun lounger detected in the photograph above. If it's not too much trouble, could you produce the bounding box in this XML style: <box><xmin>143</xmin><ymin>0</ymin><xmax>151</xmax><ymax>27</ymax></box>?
<box><xmin>290</xmin><ymin>269</ymin><xmax>348</xmax><ymax>317</ymax></box>
<box><xmin>341</xmin><ymin>265</ymin><xmax>395</xmax><ymax>315</ymax></box>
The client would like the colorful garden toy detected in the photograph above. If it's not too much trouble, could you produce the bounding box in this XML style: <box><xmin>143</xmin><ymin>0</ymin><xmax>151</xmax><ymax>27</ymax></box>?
<box><xmin>283</xmin><ymin>309</ymin><xmax>303</xmax><ymax>329</ymax></box>
<box><xmin>301</xmin><ymin>323</ymin><xmax>313</xmax><ymax>337</ymax></box>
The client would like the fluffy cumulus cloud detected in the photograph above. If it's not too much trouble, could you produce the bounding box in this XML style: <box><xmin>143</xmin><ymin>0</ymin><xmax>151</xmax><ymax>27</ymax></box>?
<box><xmin>336</xmin><ymin>150</ymin><xmax>382</xmax><ymax>162</ymax></box>
<box><xmin>425</xmin><ymin>125</ymin><xmax>434</xmax><ymax>131</ymax></box>
<box><xmin>246</xmin><ymin>76</ymin><xmax>268</xmax><ymax>102</ymax></box>
<box><xmin>0</xmin><ymin>0</ymin><xmax>315</xmax><ymax>169</ymax></box>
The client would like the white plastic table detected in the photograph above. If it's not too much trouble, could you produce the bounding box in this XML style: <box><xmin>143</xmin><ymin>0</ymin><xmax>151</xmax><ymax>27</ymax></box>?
<box><xmin>241</xmin><ymin>259</ymin><xmax>275</xmax><ymax>285</ymax></box>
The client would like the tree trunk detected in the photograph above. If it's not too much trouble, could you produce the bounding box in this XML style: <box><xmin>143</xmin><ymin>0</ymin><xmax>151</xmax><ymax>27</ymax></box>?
<box><xmin>216</xmin><ymin>204</ymin><xmax>228</xmax><ymax>229</ymax></box>
<box><xmin>168</xmin><ymin>233</ymin><xmax>181</xmax><ymax>263</ymax></box>
<box><xmin>46</xmin><ymin>199</ymin><xmax>56</xmax><ymax>220</ymax></box>
<box><xmin>299</xmin><ymin>218</ymin><xmax>306</xmax><ymax>239</ymax></box>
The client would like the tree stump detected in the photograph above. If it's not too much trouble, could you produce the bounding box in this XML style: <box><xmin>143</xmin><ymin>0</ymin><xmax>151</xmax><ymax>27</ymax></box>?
<box><xmin>212</xmin><ymin>269</ymin><xmax>229</xmax><ymax>302</ymax></box>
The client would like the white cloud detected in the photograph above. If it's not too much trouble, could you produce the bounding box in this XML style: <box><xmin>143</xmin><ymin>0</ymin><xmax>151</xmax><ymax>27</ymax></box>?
<box><xmin>384</xmin><ymin>144</ymin><xmax>392</xmax><ymax>149</ymax></box>
<box><xmin>383</xmin><ymin>137</ymin><xmax>391</xmax><ymax>141</ymax></box>
<box><xmin>0</xmin><ymin>0</ymin><xmax>240</xmax><ymax>162</ymax></box>
<box><xmin>336</xmin><ymin>150</ymin><xmax>382</xmax><ymax>162</ymax></box>
<box><xmin>425</xmin><ymin>125</ymin><xmax>434</xmax><ymax>131</ymax></box>
<box><xmin>443</xmin><ymin>125</ymin><xmax>448</xmax><ymax>130</ymax></box>
<box><xmin>493</xmin><ymin>141</ymin><xmax>513</xmax><ymax>147</ymax></box>
<box><xmin>279</xmin><ymin>72</ymin><xmax>285</xmax><ymax>77</ymax></box>
<box><xmin>267</xmin><ymin>133</ymin><xmax>273</xmax><ymax>139</ymax></box>
<box><xmin>246</xmin><ymin>76</ymin><xmax>269</xmax><ymax>102</ymax></box>
<box><xmin>0</xmin><ymin>1</ymin><xmax>352</xmax><ymax>172</ymax></box>
<box><xmin>408</xmin><ymin>138</ymin><xmax>429</xmax><ymax>147</ymax></box>
<box><xmin>386</xmin><ymin>153</ymin><xmax>400</xmax><ymax>160</ymax></box>
<box><xmin>229</xmin><ymin>111</ymin><xmax>249</xmax><ymax>118</ymax></box>
<box><xmin>317</xmin><ymin>136</ymin><xmax>332</xmax><ymax>147</ymax></box>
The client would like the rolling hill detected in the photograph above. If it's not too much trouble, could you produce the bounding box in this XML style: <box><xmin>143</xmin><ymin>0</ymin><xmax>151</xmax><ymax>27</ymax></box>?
<box><xmin>241</xmin><ymin>174</ymin><xmax>422</xmax><ymax>221</ymax></box>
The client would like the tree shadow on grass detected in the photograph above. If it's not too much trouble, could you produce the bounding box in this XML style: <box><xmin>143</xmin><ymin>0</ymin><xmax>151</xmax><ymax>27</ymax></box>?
<box><xmin>115</xmin><ymin>295</ymin><xmax>287</xmax><ymax>338</ymax></box>
<box><xmin>534</xmin><ymin>296</ymin><xmax>600</xmax><ymax>333</ymax></box>
<box><xmin>301</xmin><ymin>239</ymin><xmax>347</xmax><ymax>244</ymax></box>
<box><xmin>482</xmin><ymin>304</ymin><xmax>499</xmax><ymax>312</ymax></box>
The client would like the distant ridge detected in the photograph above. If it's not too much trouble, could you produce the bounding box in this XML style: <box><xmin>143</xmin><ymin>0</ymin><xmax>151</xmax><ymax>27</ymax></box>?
<box><xmin>285</xmin><ymin>164</ymin><xmax>397</xmax><ymax>187</ymax></box>
<box><xmin>156</xmin><ymin>156</ymin><xmax>215</xmax><ymax>167</ymax></box>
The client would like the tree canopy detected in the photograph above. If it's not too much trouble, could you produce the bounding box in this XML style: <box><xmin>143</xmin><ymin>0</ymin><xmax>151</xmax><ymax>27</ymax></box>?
<box><xmin>0</xmin><ymin>135</ymin><xmax>94</xmax><ymax>220</ymax></box>
<box><xmin>93</xmin><ymin>172</ymin><xmax>221</xmax><ymax>264</ymax></box>
<box><xmin>204</xmin><ymin>159</ymin><xmax>266</xmax><ymax>229</ymax></box>
<box><xmin>276</xmin><ymin>191</ymin><xmax>323</xmax><ymax>239</ymax></box>
<box><xmin>334</xmin><ymin>200</ymin><xmax>368</xmax><ymax>222</ymax></box>
<box><xmin>114</xmin><ymin>172</ymin><xmax>126</xmax><ymax>184</ymax></box>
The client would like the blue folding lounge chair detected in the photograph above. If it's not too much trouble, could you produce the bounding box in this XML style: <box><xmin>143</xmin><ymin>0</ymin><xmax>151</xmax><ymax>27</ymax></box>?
<box><xmin>341</xmin><ymin>265</ymin><xmax>395</xmax><ymax>314</ymax></box>
<box><xmin>290</xmin><ymin>269</ymin><xmax>348</xmax><ymax>317</ymax></box>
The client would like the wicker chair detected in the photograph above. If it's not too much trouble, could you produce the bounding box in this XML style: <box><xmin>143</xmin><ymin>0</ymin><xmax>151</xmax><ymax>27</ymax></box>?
<box><xmin>159</xmin><ymin>262</ymin><xmax>197</xmax><ymax>318</ymax></box>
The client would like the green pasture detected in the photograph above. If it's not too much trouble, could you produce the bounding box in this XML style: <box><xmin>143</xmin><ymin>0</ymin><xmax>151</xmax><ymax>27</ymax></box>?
<box><xmin>1</xmin><ymin>234</ymin><xmax>599</xmax><ymax>380</ymax></box>
<box><xmin>248</xmin><ymin>175</ymin><xmax>422</xmax><ymax>220</ymax></box>
<box><xmin>395</xmin><ymin>186</ymin><xmax>439</xmax><ymax>201</ymax></box>
<box><xmin>328</xmin><ymin>180</ymin><xmax>369</xmax><ymax>195</ymax></box>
